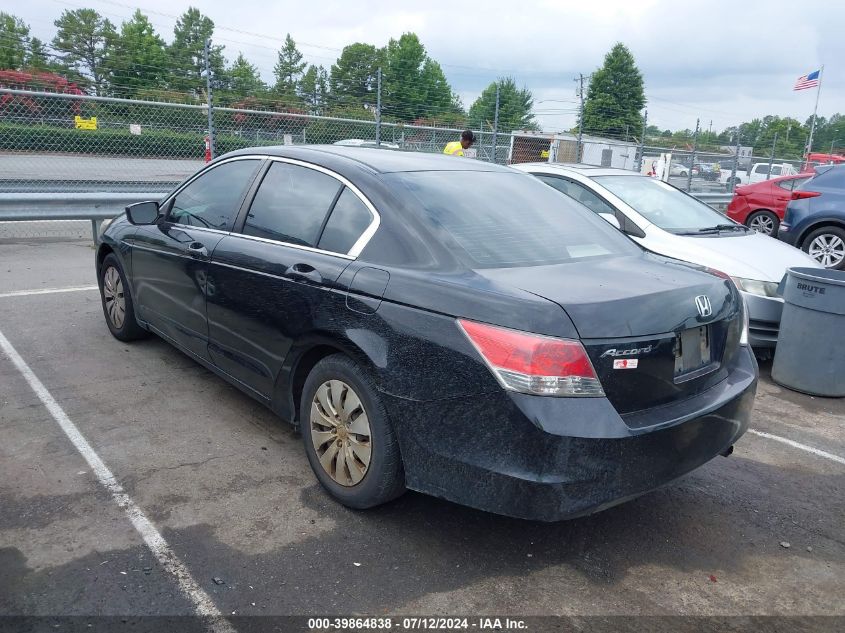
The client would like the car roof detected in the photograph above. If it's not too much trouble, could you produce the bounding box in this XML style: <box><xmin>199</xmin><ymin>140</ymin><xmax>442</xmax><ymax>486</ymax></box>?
<box><xmin>225</xmin><ymin>144</ymin><xmax>512</xmax><ymax>174</ymax></box>
<box><xmin>513</xmin><ymin>162</ymin><xmax>636</xmax><ymax>177</ymax></box>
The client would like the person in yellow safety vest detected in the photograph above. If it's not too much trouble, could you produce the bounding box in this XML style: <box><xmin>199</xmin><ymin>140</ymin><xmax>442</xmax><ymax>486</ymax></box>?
<box><xmin>443</xmin><ymin>130</ymin><xmax>476</xmax><ymax>156</ymax></box>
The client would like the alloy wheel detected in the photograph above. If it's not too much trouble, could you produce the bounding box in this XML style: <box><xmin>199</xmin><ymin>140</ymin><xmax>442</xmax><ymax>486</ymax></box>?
<box><xmin>808</xmin><ymin>234</ymin><xmax>845</xmax><ymax>268</ymax></box>
<box><xmin>310</xmin><ymin>380</ymin><xmax>372</xmax><ymax>486</ymax></box>
<box><xmin>749</xmin><ymin>214</ymin><xmax>775</xmax><ymax>235</ymax></box>
<box><xmin>102</xmin><ymin>266</ymin><xmax>126</xmax><ymax>329</ymax></box>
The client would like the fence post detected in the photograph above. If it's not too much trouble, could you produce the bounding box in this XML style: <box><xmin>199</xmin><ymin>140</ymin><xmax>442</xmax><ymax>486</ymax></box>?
<box><xmin>204</xmin><ymin>38</ymin><xmax>215</xmax><ymax>160</ymax></box>
<box><xmin>375</xmin><ymin>67</ymin><xmax>382</xmax><ymax>147</ymax></box>
<box><xmin>491</xmin><ymin>83</ymin><xmax>500</xmax><ymax>163</ymax></box>
<box><xmin>576</xmin><ymin>73</ymin><xmax>585</xmax><ymax>163</ymax></box>
<box><xmin>766</xmin><ymin>131</ymin><xmax>778</xmax><ymax>180</ymax></box>
<box><xmin>729</xmin><ymin>131</ymin><xmax>740</xmax><ymax>193</ymax></box>
<box><xmin>686</xmin><ymin>118</ymin><xmax>699</xmax><ymax>191</ymax></box>
<box><xmin>637</xmin><ymin>109</ymin><xmax>647</xmax><ymax>172</ymax></box>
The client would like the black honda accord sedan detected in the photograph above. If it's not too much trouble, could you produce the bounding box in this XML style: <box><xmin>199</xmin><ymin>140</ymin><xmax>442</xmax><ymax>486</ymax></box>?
<box><xmin>96</xmin><ymin>146</ymin><xmax>757</xmax><ymax>521</ymax></box>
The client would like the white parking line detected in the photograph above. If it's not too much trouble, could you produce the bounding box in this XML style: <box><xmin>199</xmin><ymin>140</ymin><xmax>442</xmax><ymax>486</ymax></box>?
<box><xmin>0</xmin><ymin>285</ymin><xmax>98</xmax><ymax>299</ymax></box>
<box><xmin>0</xmin><ymin>328</ymin><xmax>235</xmax><ymax>633</ymax></box>
<box><xmin>749</xmin><ymin>429</ymin><xmax>845</xmax><ymax>466</ymax></box>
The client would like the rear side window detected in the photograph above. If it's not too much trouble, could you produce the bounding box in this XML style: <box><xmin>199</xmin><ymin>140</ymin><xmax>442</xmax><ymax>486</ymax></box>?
<box><xmin>386</xmin><ymin>171</ymin><xmax>641</xmax><ymax>268</ymax></box>
<box><xmin>535</xmin><ymin>174</ymin><xmax>615</xmax><ymax>215</ymax></box>
<box><xmin>802</xmin><ymin>167</ymin><xmax>845</xmax><ymax>189</ymax></box>
<box><xmin>317</xmin><ymin>188</ymin><xmax>374</xmax><ymax>254</ymax></box>
<box><xmin>243</xmin><ymin>162</ymin><xmax>342</xmax><ymax>246</ymax></box>
<box><xmin>776</xmin><ymin>177</ymin><xmax>810</xmax><ymax>191</ymax></box>
<box><xmin>168</xmin><ymin>159</ymin><xmax>260</xmax><ymax>230</ymax></box>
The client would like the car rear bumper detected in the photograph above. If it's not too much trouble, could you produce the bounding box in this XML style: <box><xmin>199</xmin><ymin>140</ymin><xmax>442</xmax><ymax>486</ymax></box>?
<box><xmin>383</xmin><ymin>347</ymin><xmax>757</xmax><ymax>521</ymax></box>
<box><xmin>726</xmin><ymin>197</ymin><xmax>750</xmax><ymax>223</ymax></box>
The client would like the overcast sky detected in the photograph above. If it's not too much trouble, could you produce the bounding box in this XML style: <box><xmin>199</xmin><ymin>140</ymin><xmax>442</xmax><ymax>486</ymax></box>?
<box><xmin>13</xmin><ymin>0</ymin><xmax>843</xmax><ymax>134</ymax></box>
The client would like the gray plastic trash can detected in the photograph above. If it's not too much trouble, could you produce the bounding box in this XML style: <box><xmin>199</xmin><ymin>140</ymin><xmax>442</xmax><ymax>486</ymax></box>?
<box><xmin>772</xmin><ymin>266</ymin><xmax>845</xmax><ymax>396</ymax></box>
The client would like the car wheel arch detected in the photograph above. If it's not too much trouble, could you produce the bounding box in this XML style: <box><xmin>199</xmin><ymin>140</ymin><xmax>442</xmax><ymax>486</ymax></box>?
<box><xmin>96</xmin><ymin>243</ymin><xmax>115</xmax><ymax>274</ymax></box>
<box><xmin>279</xmin><ymin>337</ymin><xmax>381</xmax><ymax>426</ymax></box>
<box><xmin>798</xmin><ymin>219</ymin><xmax>845</xmax><ymax>248</ymax></box>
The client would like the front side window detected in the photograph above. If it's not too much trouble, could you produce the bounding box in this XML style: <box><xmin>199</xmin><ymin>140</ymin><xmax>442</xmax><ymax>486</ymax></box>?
<box><xmin>771</xmin><ymin>165</ymin><xmax>783</xmax><ymax>176</ymax></box>
<box><xmin>593</xmin><ymin>175</ymin><xmax>729</xmax><ymax>233</ymax></box>
<box><xmin>386</xmin><ymin>171</ymin><xmax>640</xmax><ymax>268</ymax></box>
<box><xmin>243</xmin><ymin>162</ymin><xmax>342</xmax><ymax>246</ymax></box>
<box><xmin>168</xmin><ymin>159</ymin><xmax>260</xmax><ymax>231</ymax></box>
<box><xmin>317</xmin><ymin>188</ymin><xmax>374</xmax><ymax>254</ymax></box>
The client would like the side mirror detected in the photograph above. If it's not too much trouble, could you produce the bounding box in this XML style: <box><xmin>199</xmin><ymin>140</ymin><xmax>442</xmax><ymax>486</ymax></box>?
<box><xmin>599</xmin><ymin>213</ymin><xmax>621</xmax><ymax>230</ymax></box>
<box><xmin>125</xmin><ymin>201</ymin><xmax>160</xmax><ymax>225</ymax></box>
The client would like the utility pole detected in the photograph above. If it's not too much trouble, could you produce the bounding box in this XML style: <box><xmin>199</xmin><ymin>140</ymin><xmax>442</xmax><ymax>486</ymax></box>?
<box><xmin>576</xmin><ymin>73</ymin><xmax>585</xmax><ymax>163</ymax></box>
<box><xmin>686</xmin><ymin>118</ymin><xmax>699</xmax><ymax>191</ymax></box>
<box><xmin>637</xmin><ymin>109</ymin><xmax>647</xmax><ymax>173</ymax></box>
<box><xmin>708</xmin><ymin>120</ymin><xmax>713</xmax><ymax>138</ymax></box>
<box><xmin>491</xmin><ymin>83</ymin><xmax>500</xmax><ymax>163</ymax></box>
<box><xmin>204</xmin><ymin>38</ymin><xmax>215</xmax><ymax>160</ymax></box>
<box><xmin>766</xmin><ymin>132</ymin><xmax>778</xmax><ymax>180</ymax></box>
<box><xmin>729</xmin><ymin>130</ymin><xmax>740</xmax><ymax>193</ymax></box>
<box><xmin>375</xmin><ymin>67</ymin><xmax>382</xmax><ymax>147</ymax></box>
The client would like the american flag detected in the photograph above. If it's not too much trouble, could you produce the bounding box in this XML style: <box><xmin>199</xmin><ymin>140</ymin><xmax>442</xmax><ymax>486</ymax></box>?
<box><xmin>794</xmin><ymin>69</ymin><xmax>821</xmax><ymax>91</ymax></box>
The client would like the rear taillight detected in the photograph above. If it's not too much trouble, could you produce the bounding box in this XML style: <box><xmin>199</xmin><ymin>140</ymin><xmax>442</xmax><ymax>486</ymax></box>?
<box><xmin>458</xmin><ymin>319</ymin><xmax>604</xmax><ymax>397</ymax></box>
<box><xmin>792</xmin><ymin>191</ymin><xmax>820</xmax><ymax>200</ymax></box>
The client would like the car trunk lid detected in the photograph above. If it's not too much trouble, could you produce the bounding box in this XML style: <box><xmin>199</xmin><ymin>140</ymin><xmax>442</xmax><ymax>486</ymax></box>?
<box><xmin>478</xmin><ymin>255</ymin><xmax>742</xmax><ymax>414</ymax></box>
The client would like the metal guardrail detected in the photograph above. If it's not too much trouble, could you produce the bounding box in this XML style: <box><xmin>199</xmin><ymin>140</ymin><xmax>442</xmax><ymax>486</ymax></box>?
<box><xmin>0</xmin><ymin>193</ymin><xmax>160</xmax><ymax>242</ymax></box>
<box><xmin>0</xmin><ymin>190</ymin><xmax>737</xmax><ymax>243</ymax></box>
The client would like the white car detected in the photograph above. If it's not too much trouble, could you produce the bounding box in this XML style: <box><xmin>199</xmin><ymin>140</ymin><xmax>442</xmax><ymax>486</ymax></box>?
<box><xmin>514</xmin><ymin>162</ymin><xmax>821</xmax><ymax>350</ymax></box>
<box><xmin>669</xmin><ymin>163</ymin><xmax>689</xmax><ymax>177</ymax></box>
<box><xmin>721</xmin><ymin>162</ymin><xmax>799</xmax><ymax>188</ymax></box>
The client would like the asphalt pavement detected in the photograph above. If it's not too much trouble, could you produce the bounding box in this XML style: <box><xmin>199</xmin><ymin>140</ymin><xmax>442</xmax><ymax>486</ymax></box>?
<box><xmin>0</xmin><ymin>239</ymin><xmax>843</xmax><ymax>631</ymax></box>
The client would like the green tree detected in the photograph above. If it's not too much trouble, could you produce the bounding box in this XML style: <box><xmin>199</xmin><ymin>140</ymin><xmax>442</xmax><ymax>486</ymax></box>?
<box><xmin>105</xmin><ymin>10</ymin><xmax>168</xmax><ymax>97</ymax></box>
<box><xmin>382</xmin><ymin>33</ymin><xmax>456</xmax><ymax>121</ymax></box>
<box><xmin>52</xmin><ymin>9</ymin><xmax>116</xmax><ymax>94</ymax></box>
<box><xmin>469</xmin><ymin>77</ymin><xmax>537</xmax><ymax>133</ymax></box>
<box><xmin>225</xmin><ymin>52</ymin><xmax>266</xmax><ymax>99</ymax></box>
<box><xmin>299</xmin><ymin>64</ymin><xmax>329</xmax><ymax>113</ymax></box>
<box><xmin>329</xmin><ymin>43</ymin><xmax>382</xmax><ymax>107</ymax></box>
<box><xmin>581</xmin><ymin>43</ymin><xmax>645</xmax><ymax>139</ymax></box>
<box><xmin>26</xmin><ymin>37</ymin><xmax>50</xmax><ymax>71</ymax></box>
<box><xmin>0</xmin><ymin>12</ymin><xmax>30</xmax><ymax>70</ymax></box>
<box><xmin>273</xmin><ymin>34</ymin><xmax>306</xmax><ymax>100</ymax></box>
<box><xmin>169</xmin><ymin>7</ymin><xmax>226</xmax><ymax>96</ymax></box>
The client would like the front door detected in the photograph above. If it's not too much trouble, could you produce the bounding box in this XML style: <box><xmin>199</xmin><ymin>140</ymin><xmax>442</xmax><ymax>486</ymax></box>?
<box><xmin>130</xmin><ymin>158</ymin><xmax>263</xmax><ymax>360</ymax></box>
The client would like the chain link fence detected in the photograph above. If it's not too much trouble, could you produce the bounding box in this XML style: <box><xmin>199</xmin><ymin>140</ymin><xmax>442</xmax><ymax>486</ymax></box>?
<box><xmin>0</xmin><ymin>88</ymin><xmax>514</xmax><ymax>197</ymax></box>
<box><xmin>3</xmin><ymin>86</ymin><xmax>805</xmax><ymax>220</ymax></box>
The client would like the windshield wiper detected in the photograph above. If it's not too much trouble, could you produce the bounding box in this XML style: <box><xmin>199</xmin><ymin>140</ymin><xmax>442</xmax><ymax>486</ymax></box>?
<box><xmin>694</xmin><ymin>223</ymin><xmax>750</xmax><ymax>234</ymax></box>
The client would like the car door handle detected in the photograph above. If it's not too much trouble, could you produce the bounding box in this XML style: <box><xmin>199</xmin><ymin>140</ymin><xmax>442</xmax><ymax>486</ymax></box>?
<box><xmin>287</xmin><ymin>263</ymin><xmax>323</xmax><ymax>283</ymax></box>
<box><xmin>187</xmin><ymin>242</ymin><xmax>209</xmax><ymax>259</ymax></box>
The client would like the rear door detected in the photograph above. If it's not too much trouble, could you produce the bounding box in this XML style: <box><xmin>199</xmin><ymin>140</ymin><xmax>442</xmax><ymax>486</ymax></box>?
<box><xmin>206</xmin><ymin>159</ymin><xmax>378</xmax><ymax>397</ymax></box>
<box><xmin>129</xmin><ymin>158</ymin><xmax>262</xmax><ymax>360</ymax></box>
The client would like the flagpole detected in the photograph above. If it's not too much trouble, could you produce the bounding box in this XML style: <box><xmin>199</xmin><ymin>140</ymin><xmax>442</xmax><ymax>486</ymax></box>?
<box><xmin>807</xmin><ymin>65</ymin><xmax>824</xmax><ymax>155</ymax></box>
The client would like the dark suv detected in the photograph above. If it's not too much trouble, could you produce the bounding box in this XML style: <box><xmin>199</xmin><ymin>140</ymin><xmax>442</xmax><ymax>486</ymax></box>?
<box><xmin>778</xmin><ymin>165</ymin><xmax>845</xmax><ymax>269</ymax></box>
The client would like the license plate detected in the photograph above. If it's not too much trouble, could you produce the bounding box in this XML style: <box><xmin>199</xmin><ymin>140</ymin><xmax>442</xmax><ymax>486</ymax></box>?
<box><xmin>674</xmin><ymin>326</ymin><xmax>713</xmax><ymax>382</ymax></box>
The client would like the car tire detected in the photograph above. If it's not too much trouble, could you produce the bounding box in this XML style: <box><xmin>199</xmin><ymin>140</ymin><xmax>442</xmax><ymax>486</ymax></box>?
<box><xmin>99</xmin><ymin>253</ymin><xmax>148</xmax><ymax>341</ymax></box>
<box><xmin>801</xmin><ymin>226</ymin><xmax>845</xmax><ymax>270</ymax></box>
<box><xmin>300</xmin><ymin>354</ymin><xmax>405</xmax><ymax>509</ymax></box>
<box><xmin>746</xmin><ymin>210</ymin><xmax>779</xmax><ymax>236</ymax></box>
<box><xmin>680</xmin><ymin>170</ymin><xmax>687</xmax><ymax>177</ymax></box>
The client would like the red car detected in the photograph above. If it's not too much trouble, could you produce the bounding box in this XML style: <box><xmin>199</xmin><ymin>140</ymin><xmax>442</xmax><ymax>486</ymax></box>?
<box><xmin>726</xmin><ymin>174</ymin><xmax>813</xmax><ymax>235</ymax></box>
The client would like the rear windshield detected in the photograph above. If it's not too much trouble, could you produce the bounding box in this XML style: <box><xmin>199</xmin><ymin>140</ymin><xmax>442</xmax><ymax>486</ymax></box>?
<box><xmin>593</xmin><ymin>175</ymin><xmax>727</xmax><ymax>233</ymax></box>
<box><xmin>385</xmin><ymin>171</ymin><xmax>641</xmax><ymax>268</ymax></box>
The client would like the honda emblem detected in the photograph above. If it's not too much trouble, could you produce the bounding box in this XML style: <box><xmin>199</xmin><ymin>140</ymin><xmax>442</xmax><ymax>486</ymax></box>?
<box><xmin>695</xmin><ymin>295</ymin><xmax>712</xmax><ymax>318</ymax></box>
